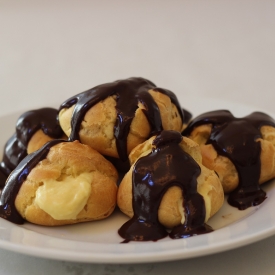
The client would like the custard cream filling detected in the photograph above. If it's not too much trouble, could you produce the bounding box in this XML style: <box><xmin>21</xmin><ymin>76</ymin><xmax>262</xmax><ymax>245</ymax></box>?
<box><xmin>35</xmin><ymin>173</ymin><xmax>92</xmax><ymax>220</ymax></box>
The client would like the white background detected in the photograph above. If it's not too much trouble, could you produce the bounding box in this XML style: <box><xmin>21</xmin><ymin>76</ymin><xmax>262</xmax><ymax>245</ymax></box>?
<box><xmin>1</xmin><ymin>1</ymin><xmax>275</xmax><ymax>274</ymax></box>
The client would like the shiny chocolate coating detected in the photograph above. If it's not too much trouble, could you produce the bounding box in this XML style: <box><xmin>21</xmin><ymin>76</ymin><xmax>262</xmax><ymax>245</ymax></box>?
<box><xmin>0</xmin><ymin>108</ymin><xmax>64</xmax><ymax>188</ymax></box>
<box><xmin>118</xmin><ymin>130</ymin><xmax>212</xmax><ymax>242</ymax></box>
<box><xmin>59</xmin><ymin>77</ymin><xmax>189</xmax><ymax>161</ymax></box>
<box><xmin>182</xmin><ymin>110</ymin><xmax>275</xmax><ymax>210</ymax></box>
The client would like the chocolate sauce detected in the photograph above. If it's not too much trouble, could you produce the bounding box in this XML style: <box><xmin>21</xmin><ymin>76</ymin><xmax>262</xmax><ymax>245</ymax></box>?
<box><xmin>0</xmin><ymin>139</ymin><xmax>64</xmax><ymax>224</ymax></box>
<box><xmin>182</xmin><ymin>110</ymin><xmax>275</xmax><ymax>210</ymax></box>
<box><xmin>182</xmin><ymin>108</ymin><xmax>192</xmax><ymax>124</ymax></box>
<box><xmin>0</xmin><ymin>108</ymin><xmax>64</xmax><ymax>188</ymax></box>
<box><xmin>118</xmin><ymin>130</ymin><xmax>212</xmax><ymax>242</ymax></box>
<box><xmin>59</xmin><ymin>77</ymin><xmax>188</xmax><ymax>161</ymax></box>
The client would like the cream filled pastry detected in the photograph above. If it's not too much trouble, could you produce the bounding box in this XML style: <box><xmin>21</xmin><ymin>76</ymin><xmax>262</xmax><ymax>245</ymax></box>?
<box><xmin>182</xmin><ymin>110</ymin><xmax>275</xmax><ymax>210</ymax></box>
<box><xmin>117</xmin><ymin>130</ymin><xmax>224</xmax><ymax>241</ymax></box>
<box><xmin>0</xmin><ymin>108</ymin><xmax>64</xmax><ymax>188</ymax></box>
<box><xmin>0</xmin><ymin>140</ymin><xmax>118</xmax><ymax>225</ymax></box>
<box><xmin>58</xmin><ymin>77</ymin><xmax>191</xmax><ymax>166</ymax></box>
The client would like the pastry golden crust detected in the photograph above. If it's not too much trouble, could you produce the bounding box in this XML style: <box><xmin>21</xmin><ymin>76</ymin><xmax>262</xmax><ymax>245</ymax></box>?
<box><xmin>58</xmin><ymin>89</ymin><xmax>183</xmax><ymax>159</ymax></box>
<box><xmin>117</xmin><ymin>134</ymin><xmax>224</xmax><ymax>229</ymax></box>
<box><xmin>27</xmin><ymin>129</ymin><xmax>67</xmax><ymax>154</ymax></box>
<box><xmin>15</xmin><ymin>141</ymin><xmax>118</xmax><ymax>226</ymax></box>
<box><xmin>188</xmin><ymin>124</ymin><xmax>275</xmax><ymax>193</ymax></box>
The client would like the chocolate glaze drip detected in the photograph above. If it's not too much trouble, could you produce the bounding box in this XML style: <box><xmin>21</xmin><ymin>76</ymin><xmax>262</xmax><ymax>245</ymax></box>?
<box><xmin>0</xmin><ymin>108</ymin><xmax>64</xmax><ymax>188</ymax></box>
<box><xmin>59</xmin><ymin>77</ymin><xmax>188</xmax><ymax>161</ymax></box>
<box><xmin>182</xmin><ymin>108</ymin><xmax>192</xmax><ymax>124</ymax></box>
<box><xmin>0</xmin><ymin>139</ymin><xmax>64</xmax><ymax>224</ymax></box>
<box><xmin>118</xmin><ymin>130</ymin><xmax>212</xmax><ymax>242</ymax></box>
<box><xmin>182</xmin><ymin>110</ymin><xmax>275</xmax><ymax>210</ymax></box>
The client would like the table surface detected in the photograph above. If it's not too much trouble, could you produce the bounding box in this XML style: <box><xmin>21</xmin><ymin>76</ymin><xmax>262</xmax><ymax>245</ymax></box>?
<box><xmin>1</xmin><ymin>1</ymin><xmax>275</xmax><ymax>274</ymax></box>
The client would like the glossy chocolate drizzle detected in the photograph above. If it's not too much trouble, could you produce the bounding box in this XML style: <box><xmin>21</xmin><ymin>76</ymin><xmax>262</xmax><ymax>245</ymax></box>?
<box><xmin>182</xmin><ymin>110</ymin><xmax>275</xmax><ymax>210</ymax></box>
<box><xmin>0</xmin><ymin>139</ymin><xmax>64</xmax><ymax>224</ymax></box>
<box><xmin>0</xmin><ymin>108</ymin><xmax>64</xmax><ymax>188</ymax></box>
<box><xmin>118</xmin><ymin>130</ymin><xmax>212</xmax><ymax>242</ymax></box>
<box><xmin>59</xmin><ymin>77</ymin><xmax>188</xmax><ymax>161</ymax></box>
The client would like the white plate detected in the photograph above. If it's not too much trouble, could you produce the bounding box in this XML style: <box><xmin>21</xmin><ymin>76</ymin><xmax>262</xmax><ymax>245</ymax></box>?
<box><xmin>0</xmin><ymin>96</ymin><xmax>275</xmax><ymax>264</ymax></box>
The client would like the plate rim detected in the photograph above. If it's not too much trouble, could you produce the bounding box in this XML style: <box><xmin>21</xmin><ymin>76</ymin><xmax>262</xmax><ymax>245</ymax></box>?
<box><xmin>0</xmin><ymin>97</ymin><xmax>275</xmax><ymax>264</ymax></box>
